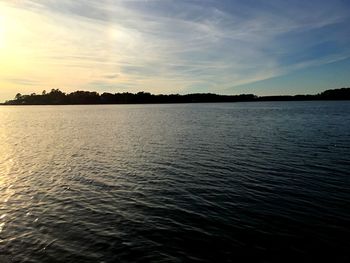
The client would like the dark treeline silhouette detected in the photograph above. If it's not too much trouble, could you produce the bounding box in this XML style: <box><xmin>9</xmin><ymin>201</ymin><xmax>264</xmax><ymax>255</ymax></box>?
<box><xmin>3</xmin><ymin>87</ymin><xmax>350</xmax><ymax>105</ymax></box>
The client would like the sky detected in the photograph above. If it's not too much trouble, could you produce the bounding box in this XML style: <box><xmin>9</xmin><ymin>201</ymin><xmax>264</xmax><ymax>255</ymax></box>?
<box><xmin>1</xmin><ymin>0</ymin><xmax>350</xmax><ymax>101</ymax></box>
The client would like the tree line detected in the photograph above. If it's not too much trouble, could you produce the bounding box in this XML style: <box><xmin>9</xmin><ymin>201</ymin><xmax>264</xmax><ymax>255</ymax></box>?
<box><xmin>4</xmin><ymin>87</ymin><xmax>350</xmax><ymax>105</ymax></box>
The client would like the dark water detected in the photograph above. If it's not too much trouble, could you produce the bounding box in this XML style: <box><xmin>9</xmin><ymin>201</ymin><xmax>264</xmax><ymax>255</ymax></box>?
<box><xmin>0</xmin><ymin>101</ymin><xmax>349</xmax><ymax>262</ymax></box>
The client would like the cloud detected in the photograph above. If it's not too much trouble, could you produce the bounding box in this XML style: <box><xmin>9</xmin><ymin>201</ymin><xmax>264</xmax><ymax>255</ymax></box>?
<box><xmin>103</xmin><ymin>73</ymin><xmax>119</xmax><ymax>79</ymax></box>
<box><xmin>6</xmin><ymin>78</ymin><xmax>41</xmax><ymax>86</ymax></box>
<box><xmin>1</xmin><ymin>0</ymin><xmax>350</xmax><ymax>97</ymax></box>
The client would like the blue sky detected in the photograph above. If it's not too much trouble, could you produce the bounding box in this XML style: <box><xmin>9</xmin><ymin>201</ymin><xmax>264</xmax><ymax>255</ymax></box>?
<box><xmin>1</xmin><ymin>0</ymin><xmax>350</xmax><ymax>100</ymax></box>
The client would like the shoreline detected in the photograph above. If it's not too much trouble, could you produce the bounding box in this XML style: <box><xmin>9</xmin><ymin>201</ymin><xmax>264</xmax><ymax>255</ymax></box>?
<box><xmin>2</xmin><ymin>87</ymin><xmax>349</xmax><ymax>105</ymax></box>
<box><xmin>1</xmin><ymin>99</ymin><xmax>349</xmax><ymax>106</ymax></box>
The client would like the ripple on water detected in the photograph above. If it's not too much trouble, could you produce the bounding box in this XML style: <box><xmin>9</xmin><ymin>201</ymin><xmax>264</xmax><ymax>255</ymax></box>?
<box><xmin>0</xmin><ymin>102</ymin><xmax>349</xmax><ymax>262</ymax></box>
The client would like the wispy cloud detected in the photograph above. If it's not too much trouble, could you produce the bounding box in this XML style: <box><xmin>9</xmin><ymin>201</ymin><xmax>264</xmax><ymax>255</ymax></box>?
<box><xmin>6</xmin><ymin>78</ymin><xmax>41</xmax><ymax>86</ymax></box>
<box><xmin>1</xmin><ymin>0</ymin><xmax>350</xmax><ymax>99</ymax></box>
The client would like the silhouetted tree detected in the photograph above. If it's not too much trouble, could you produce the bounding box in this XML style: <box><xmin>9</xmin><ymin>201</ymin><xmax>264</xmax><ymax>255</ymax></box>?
<box><xmin>318</xmin><ymin>88</ymin><xmax>350</xmax><ymax>100</ymax></box>
<box><xmin>4</xmin><ymin>87</ymin><xmax>350</xmax><ymax>105</ymax></box>
<box><xmin>15</xmin><ymin>93</ymin><xmax>22</xmax><ymax>100</ymax></box>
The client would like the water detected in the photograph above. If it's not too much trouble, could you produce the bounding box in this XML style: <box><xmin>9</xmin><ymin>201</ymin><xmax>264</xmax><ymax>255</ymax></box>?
<box><xmin>0</xmin><ymin>101</ymin><xmax>349</xmax><ymax>262</ymax></box>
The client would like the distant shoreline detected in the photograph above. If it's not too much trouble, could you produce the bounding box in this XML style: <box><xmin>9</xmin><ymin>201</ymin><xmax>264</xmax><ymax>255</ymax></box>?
<box><xmin>2</xmin><ymin>87</ymin><xmax>350</xmax><ymax>105</ymax></box>
<box><xmin>1</xmin><ymin>99</ymin><xmax>350</xmax><ymax>106</ymax></box>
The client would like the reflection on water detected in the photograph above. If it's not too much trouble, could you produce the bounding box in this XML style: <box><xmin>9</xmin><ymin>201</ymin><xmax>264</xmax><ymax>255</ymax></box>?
<box><xmin>0</xmin><ymin>102</ymin><xmax>350</xmax><ymax>262</ymax></box>
<box><xmin>0</xmin><ymin>128</ymin><xmax>13</xmax><ymax>240</ymax></box>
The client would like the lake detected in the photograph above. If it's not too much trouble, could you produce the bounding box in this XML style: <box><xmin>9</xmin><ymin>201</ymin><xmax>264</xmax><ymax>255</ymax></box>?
<box><xmin>0</xmin><ymin>101</ymin><xmax>349</xmax><ymax>262</ymax></box>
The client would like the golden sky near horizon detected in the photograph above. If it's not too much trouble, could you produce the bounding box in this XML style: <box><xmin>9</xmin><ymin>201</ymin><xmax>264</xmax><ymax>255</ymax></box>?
<box><xmin>0</xmin><ymin>2</ymin><xmax>195</xmax><ymax>102</ymax></box>
<box><xmin>0</xmin><ymin>2</ymin><xmax>135</xmax><ymax>101</ymax></box>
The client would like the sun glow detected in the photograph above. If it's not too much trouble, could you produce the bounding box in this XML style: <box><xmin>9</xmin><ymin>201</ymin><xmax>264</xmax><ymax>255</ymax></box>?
<box><xmin>0</xmin><ymin>7</ymin><xmax>19</xmax><ymax>56</ymax></box>
<box><xmin>0</xmin><ymin>15</ymin><xmax>6</xmax><ymax>49</ymax></box>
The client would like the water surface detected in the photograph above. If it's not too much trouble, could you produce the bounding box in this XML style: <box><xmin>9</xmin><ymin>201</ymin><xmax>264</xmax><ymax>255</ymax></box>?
<box><xmin>0</xmin><ymin>101</ymin><xmax>349</xmax><ymax>262</ymax></box>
